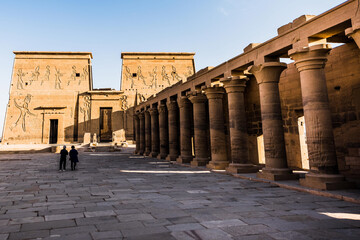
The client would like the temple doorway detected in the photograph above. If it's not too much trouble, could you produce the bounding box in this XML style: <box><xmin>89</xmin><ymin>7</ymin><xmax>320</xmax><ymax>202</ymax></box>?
<box><xmin>49</xmin><ymin>119</ymin><xmax>58</xmax><ymax>144</ymax></box>
<box><xmin>100</xmin><ymin>108</ymin><xmax>112</xmax><ymax>142</ymax></box>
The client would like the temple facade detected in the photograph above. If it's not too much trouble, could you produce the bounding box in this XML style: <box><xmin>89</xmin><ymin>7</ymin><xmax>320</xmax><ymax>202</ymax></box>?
<box><xmin>2</xmin><ymin>52</ymin><xmax>195</xmax><ymax>145</ymax></box>
<box><xmin>134</xmin><ymin>0</ymin><xmax>360</xmax><ymax>190</ymax></box>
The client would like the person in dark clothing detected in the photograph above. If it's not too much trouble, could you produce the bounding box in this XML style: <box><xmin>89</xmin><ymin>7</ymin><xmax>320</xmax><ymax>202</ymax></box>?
<box><xmin>69</xmin><ymin>145</ymin><xmax>79</xmax><ymax>171</ymax></box>
<box><xmin>59</xmin><ymin>145</ymin><xmax>68</xmax><ymax>171</ymax></box>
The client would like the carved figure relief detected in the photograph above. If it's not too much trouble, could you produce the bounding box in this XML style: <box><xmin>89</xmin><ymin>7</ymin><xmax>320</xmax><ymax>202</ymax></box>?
<box><xmin>54</xmin><ymin>67</ymin><xmax>63</xmax><ymax>89</ymax></box>
<box><xmin>16</xmin><ymin>69</ymin><xmax>27</xmax><ymax>90</ymax></box>
<box><xmin>137</xmin><ymin>66</ymin><xmax>146</xmax><ymax>85</ymax></box>
<box><xmin>10</xmin><ymin>94</ymin><xmax>35</xmax><ymax>132</ymax></box>
<box><xmin>171</xmin><ymin>65</ymin><xmax>182</xmax><ymax>82</ymax></box>
<box><xmin>120</xmin><ymin>95</ymin><xmax>129</xmax><ymax>110</ymax></box>
<box><xmin>184</xmin><ymin>66</ymin><xmax>193</xmax><ymax>77</ymax></box>
<box><xmin>138</xmin><ymin>93</ymin><xmax>146</xmax><ymax>103</ymax></box>
<box><xmin>80</xmin><ymin>66</ymin><xmax>89</xmax><ymax>85</ymax></box>
<box><xmin>124</xmin><ymin>66</ymin><xmax>134</xmax><ymax>88</ymax></box>
<box><xmin>149</xmin><ymin>66</ymin><xmax>157</xmax><ymax>88</ymax></box>
<box><xmin>80</xmin><ymin>95</ymin><xmax>91</xmax><ymax>130</ymax></box>
<box><xmin>161</xmin><ymin>66</ymin><xmax>170</xmax><ymax>85</ymax></box>
<box><xmin>41</xmin><ymin>65</ymin><xmax>50</xmax><ymax>85</ymax></box>
<box><xmin>30</xmin><ymin>66</ymin><xmax>40</xmax><ymax>85</ymax></box>
<box><xmin>68</xmin><ymin>65</ymin><xmax>77</xmax><ymax>86</ymax></box>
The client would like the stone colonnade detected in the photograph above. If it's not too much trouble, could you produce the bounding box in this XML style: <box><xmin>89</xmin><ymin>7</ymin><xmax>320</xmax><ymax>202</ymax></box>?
<box><xmin>134</xmin><ymin>42</ymin><xmax>357</xmax><ymax>190</ymax></box>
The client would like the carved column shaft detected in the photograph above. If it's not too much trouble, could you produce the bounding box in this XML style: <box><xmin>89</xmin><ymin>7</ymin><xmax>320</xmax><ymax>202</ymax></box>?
<box><xmin>249</xmin><ymin>62</ymin><xmax>296</xmax><ymax>180</ymax></box>
<box><xmin>158</xmin><ymin>104</ymin><xmax>169</xmax><ymax>159</ymax></box>
<box><xmin>188</xmin><ymin>92</ymin><xmax>209</xmax><ymax>166</ymax></box>
<box><xmin>166</xmin><ymin>101</ymin><xmax>179</xmax><ymax>161</ymax></box>
<box><xmin>203</xmin><ymin>86</ymin><xmax>229</xmax><ymax>170</ymax></box>
<box><xmin>221</xmin><ymin>77</ymin><xmax>259</xmax><ymax>173</ymax></box>
<box><xmin>144</xmin><ymin>110</ymin><xmax>152</xmax><ymax>156</ymax></box>
<box><xmin>134</xmin><ymin>113</ymin><xmax>140</xmax><ymax>154</ymax></box>
<box><xmin>177</xmin><ymin>96</ymin><xmax>193</xmax><ymax>163</ymax></box>
<box><xmin>139</xmin><ymin>112</ymin><xmax>145</xmax><ymax>155</ymax></box>
<box><xmin>289</xmin><ymin>44</ymin><xmax>337</xmax><ymax>173</ymax></box>
<box><xmin>150</xmin><ymin>108</ymin><xmax>160</xmax><ymax>157</ymax></box>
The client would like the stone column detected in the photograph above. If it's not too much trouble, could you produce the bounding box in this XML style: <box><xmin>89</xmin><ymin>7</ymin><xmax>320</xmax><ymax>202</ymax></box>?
<box><xmin>157</xmin><ymin>104</ymin><xmax>169</xmax><ymax>159</ymax></box>
<box><xmin>188</xmin><ymin>91</ymin><xmax>209</xmax><ymax>166</ymax></box>
<box><xmin>177</xmin><ymin>96</ymin><xmax>193</xmax><ymax>164</ymax></box>
<box><xmin>134</xmin><ymin>112</ymin><xmax>140</xmax><ymax>154</ymax></box>
<box><xmin>203</xmin><ymin>85</ymin><xmax>229</xmax><ymax>170</ymax></box>
<box><xmin>166</xmin><ymin>100</ymin><xmax>179</xmax><ymax>161</ymax></box>
<box><xmin>221</xmin><ymin>76</ymin><xmax>259</xmax><ymax>174</ymax></box>
<box><xmin>289</xmin><ymin>44</ymin><xmax>355</xmax><ymax>190</ymax></box>
<box><xmin>248</xmin><ymin>62</ymin><xmax>297</xmax><ymax>180</ymax></box>
<box><xmin>138</xmin><ymin>111</ymin><xmax>145</xmax><ymax>155</ymax></box>
<box><xmin>149</xmin><ymin>107</ymin><xmax>160</xmax><ymax>157</ymax></box>
<box><xmin>144</xmin><ymin>110</ymin><xmax>152</xmax><ymax>156</ymax></box>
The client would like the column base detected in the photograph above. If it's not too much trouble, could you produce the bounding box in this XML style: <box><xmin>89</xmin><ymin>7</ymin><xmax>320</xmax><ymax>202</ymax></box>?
<box><xmin>190</xmin><ymin>158</ymin><xmax>209</xmax><ymax>167</ymax></box>
<box><xmin>144</xmin><ymin>150</ymin><xmax>151</xmax><ymax>156</ymax></box>
<box><xmin>257</xmin><ymin>168</ymin><xmax>298</xmax><ymax>181</ymax></box>
<box><xmin>300</xmin><ymin>173</ymin><xmax>356</xmax><ymax>190</ymax></box>
<box><xmin>176</xmin><ymin>156</ymin><xmax>193</xmax><ymax>164</ymax></box>
<box><xmin>165</xmin><ymin>154</ymin><xmax>178</xmax><ymax>162</ymax></box>
<box><xmin>138</xmin><ymin>150</ymin><xmax>144</xmax><ymax>155</ymax></box>
<box><xmin>206</xmin><ymin>160</ymin><xmax>229</xmax><ymax>170</ymax></box>
<box><xmin>226</xmin><ymin>163</ymin><xmax>260</xmax><ymax>174</ymax></box>
<box><xmin>157</xmin><ymin>152</ymin><xmax>168</xmax><ymax>160</ymax></box>
<box><xmin>149</xmin><ymin>152</ymin><xmax>159</xmax><ymax>158</ymax></box>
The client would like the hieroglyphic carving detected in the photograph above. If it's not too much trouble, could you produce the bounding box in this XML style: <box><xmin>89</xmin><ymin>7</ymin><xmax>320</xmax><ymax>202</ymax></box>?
<box><xmin>120</xmin><ymin>95</ymin><xmax>129</xmax><ymax>110</ymax></box>
<box><xmin>30</xmin><ymin>66</ymin><xmax>40</xmax><ymax>85</ymax></box>
<box><xmin>68</xmin><ymin>65</ymin><xmax>77</xmax><ymax>86</ymax></box>
<box><xmin>171</xmin><ymin>65</ymin><xmax>182</xmax><ymax>82</ymax></box>
<box><xmin>16</xmin><ymin>69</ymin><xmax>27</xmax><ymax>90</ymax></box>
<box><xmin>124</xmin><ymin>66</ymin><xmax>134</xmax><ymax>88</ymax></box>
<box><xmin>41</xmin><ymin>65</ymin><xmax>50</xmax><ymax>85</ymax></box>
<box><xmin>80</xmin><ymin>66</ymin><xmax>89</xmax><ymax>85</ymax></box>
<box><xmin>10</xmin><ymin>94</ymin><xmax>35</xmax><ymax>132</ymax></box>
<box><xmin>54</xmin><ymin>67</ymin><xmax>63</xmax><ymax>89</ymax></box>
<box><xmin>149</xmin><ymin>66</ymin><xmax>157</xmax><ymax>88</ymax></box>
<box><xmin>161</xmin><ymin>66</ymin><xmax>170</xmax><ymax>85</ymax></box>
<box><xmin>80</xmin><ymin>95</ymin><xmax>91</xmax><ymax>130</ymax></box>
<box><xmin>137</xmin><ymin>66</ymin><xmax>146</xmax><ymax>85</ymax></box>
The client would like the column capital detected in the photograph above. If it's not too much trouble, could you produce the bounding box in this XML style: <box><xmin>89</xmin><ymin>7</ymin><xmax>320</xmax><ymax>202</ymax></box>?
<box><xmin>138</xmin><ymin>111</ymin><xmax>145</xmax><ymax>119</ymax></box>
<box><xmin>248</xmin><ymin>62</ymin><xmax>287</xmax><ymax>84</ymax></box>
<box><xmin>202</xmin><ymin>85</ymin><xmax>225</xmax><ymax>99</ymax></box>
<box><xmin>220</xmin><ymin>76</ymin><xmax>247</xmax><ymax>93</ymax></box>
<box><xmin>288</xmin><ymin>44</ymin><xmax>332</xmax><ymax>72</ymax></box>
<box><xmin>144</xmin><ymin>109</ymin><xmax>151</xmax><ymax>115</ymax></box>
<box><xmin>158</xmin><ymin>104</ymin><xmax>167</xmax><ymax>113</ymax></box>
<box><xmin>167</xmin><ymin>100</ymin><xmax>178</xmax><ymax>111</ymax></box>
<box><xmin>134</xmin><ymin>111</ymin><xmax>140</xmax><ymax>119</ymax></box>
<box><xmin>187</xmin><ymin>91</ymin><xmax>207</xmax><ymax>104</ymax></box>
<box><xmin>345</xmin><ymin>26</ymin><xmax>360</xmax><ymax>49</ymax></box>
<box><xmin>149</xmin><ymin>107</ymin><xmax>158</xmax><ymax>116</ymax></box>
<box><xmin>178</xmin><ymin>96</ymin><xmax>191</xmax><ymax>108</ymax></box>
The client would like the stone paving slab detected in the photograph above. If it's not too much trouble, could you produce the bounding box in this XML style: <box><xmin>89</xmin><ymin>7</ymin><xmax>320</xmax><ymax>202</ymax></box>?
<box><xmin>0</xmin><ymin>148</ymin><xmax>359</xmax><ymax>239</ymax></box>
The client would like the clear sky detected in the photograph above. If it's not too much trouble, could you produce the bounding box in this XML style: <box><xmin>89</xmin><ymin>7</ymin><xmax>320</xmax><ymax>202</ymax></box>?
<box><xmin>0</xmin><ymin>0</ymin><xmax>345</xmax><ymax>137</ymax></box>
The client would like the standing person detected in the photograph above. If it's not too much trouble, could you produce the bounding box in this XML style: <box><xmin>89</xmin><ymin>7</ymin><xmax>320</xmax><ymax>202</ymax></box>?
<box><xmin>69</xmin><ymin>145</ymin><xmax>79</xmax><ymax>171</ymax></box>
<box><xmin>59</xmin><ymin>145</ymin><xmax>68</xmax><ymax>172</ymax></box>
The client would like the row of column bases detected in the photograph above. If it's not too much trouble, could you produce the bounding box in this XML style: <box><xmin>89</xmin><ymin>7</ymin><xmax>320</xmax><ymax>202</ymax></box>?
<box><xmin>134</xmin><ymin>44</ymin><xmax>356</xmax><ymax>191</ymax></box>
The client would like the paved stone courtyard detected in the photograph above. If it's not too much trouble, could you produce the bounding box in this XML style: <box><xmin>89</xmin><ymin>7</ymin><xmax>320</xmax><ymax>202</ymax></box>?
<box><xmin>0</xmin><ymin>147</ymin><xmax>360</xmax><ymax>240</ymax></box>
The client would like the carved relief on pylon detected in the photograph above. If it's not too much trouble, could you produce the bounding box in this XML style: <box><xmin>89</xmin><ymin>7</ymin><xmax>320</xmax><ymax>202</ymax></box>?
<box><xmin>124</xmin><ymin>66</ymin><xmax>134</xmax><ymax>88</ymax></box>
<box><xmin>161</xmin><ymin>66</ymin><xmax>170</xmax><ymax>85</ymax></box>
<box><xmin>171</xmin><ymin>65</ymin><xmax>182</xmax><ymax>82</ymax></box>
<box><xmin>41</xmin><ymin>65</ymin><xmax>50</xmax><ymax>85</ymax></box>
<box><xmin>54</xmin><ymin>67</ymin><xmax>63</xmax><ymax>89</ymax></box>
<box><xmin>10</xmin><ymin>94</ymin><xmax>36</xmax><ymax>132</ymax></box>
<box><xmin>16</xmin><ymin>69</ymin><xmax>28</xmax><ymax>90</ymax></box>
<box><xmin>30</xmin><ymin>66</ymin><xmax>40</xmax><ymax>85</ymax></box>
<box><xmin>80</xmin><ymin>95</ymin><xmax>91</xmax><ymax>131</ymax></box>
<box><xmin>149</xmin><ymin>66</ymin><xmax>157</xmax><ymax>88</ymax></box>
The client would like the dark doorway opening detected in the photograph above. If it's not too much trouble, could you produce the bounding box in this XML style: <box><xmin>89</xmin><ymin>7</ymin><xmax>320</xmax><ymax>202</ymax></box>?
<box><xmin>49</xmin><ymin>119</ymin><xmax>58</xmax><ymax>144</ymax></box>
<box><xmin>100</xmin><ymin>108</ymin><xmax>112</xmax><ymax>142</ymax></box>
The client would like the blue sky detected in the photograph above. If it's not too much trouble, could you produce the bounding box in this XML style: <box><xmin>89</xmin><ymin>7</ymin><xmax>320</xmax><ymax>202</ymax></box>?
<box><xmin>0</xmin><ymin>0</ymin><xmax>345</xmax><ymax>136</ymax></box>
